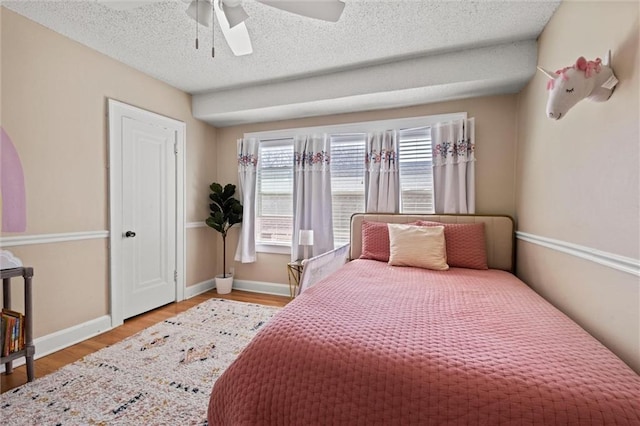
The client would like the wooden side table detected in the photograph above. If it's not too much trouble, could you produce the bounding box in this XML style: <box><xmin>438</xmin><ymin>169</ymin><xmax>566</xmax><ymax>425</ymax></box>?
<box><xmin>1</xmin><ymin>266</ymin><xmax>35</xmax><ymax>382</ymax></box>
<box><xmin>286</xmin><ymin>259</ymin><xmax>304</xmax><ymax>298</ymax></box>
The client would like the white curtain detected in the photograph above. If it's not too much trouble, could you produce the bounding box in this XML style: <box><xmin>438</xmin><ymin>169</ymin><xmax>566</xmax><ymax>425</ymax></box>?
<box><xmin>432</xmin><ymin>118</ymin><xmax>476</xmax><ymax>214</ymax></box>
<box><xmin>234</xmin><ymin>138</ymin><xmax>259</xmax><ymax>263</ymax></box>
<box><xmin>292</xmin><ymin>134</ymin><xmax>334</xmax><ymax>261</ymax></box>
<box><xmin>365</xmin><ymin>130</ymin><xmax>400</xmax><ymax>213</ymax></box>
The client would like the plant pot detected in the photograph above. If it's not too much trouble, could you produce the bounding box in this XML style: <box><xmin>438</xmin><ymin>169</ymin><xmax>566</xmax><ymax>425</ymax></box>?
<box><xmin>215</xmin><ymin>274</ymin><xmax>233</xmax><ymax>294</ymax></box>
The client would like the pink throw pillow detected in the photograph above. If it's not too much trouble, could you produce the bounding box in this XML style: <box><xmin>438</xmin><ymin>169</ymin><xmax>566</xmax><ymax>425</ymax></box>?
<box><xmin>418</xmin><ymin>221</ymin><xmax>488</xmax><ymax>270</ymax></box>
<box><xmin>360</xmin><ymin>221</ymin><xmax>391</xmax><ymax>262</ymax></box>
<box><xmin>360</xmin><ymin>220</ymin><xmax>422</xmax><ymax>262</ymax></box>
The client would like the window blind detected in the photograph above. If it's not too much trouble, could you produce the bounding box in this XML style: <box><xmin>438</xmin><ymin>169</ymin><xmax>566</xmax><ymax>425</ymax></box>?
<box><xmin>256</xmin><ymin>141</ymin><xmax>293</xmax><ymax>245</ymax></box>
<box><xmin>330</xmin><ymin>134</ymin><xmax>366</xmax><ymax>247</ymax></box>
<box><xmin>398</xmin><ymin>127</ymin><xmax>434</xmax><ymax>214</ymax></box>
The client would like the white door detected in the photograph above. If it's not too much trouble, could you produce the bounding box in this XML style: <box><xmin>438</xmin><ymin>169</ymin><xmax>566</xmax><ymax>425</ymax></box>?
<box><xmin>108</xmin><ymin>100</ymin><xmax>185</xmax><ymax>324</ymax></box>
<box><xmin>121</xmin><ymin>117</ymin><xmax>177</xmax><ymax>318</ymax></box>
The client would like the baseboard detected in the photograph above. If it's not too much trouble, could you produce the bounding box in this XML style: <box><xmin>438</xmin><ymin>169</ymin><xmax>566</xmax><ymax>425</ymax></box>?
<box><xmin>0</xmin><ymin>315</ymin><xmax>112</xmax><ymax>373</ymax></box>
<box><xmin>184</xmin><ymin>279</ymin><xmax>215</xmax><ymax>299</ymax></box>
<box><xmin>233</xmin><ymin>279</ymin><xmax>289</xmax><ymax>297</ymax></box>
<box><xmin>186</xmin><ymin>278</ymin><xmax>290</xmax><ymax>298</ymax></box>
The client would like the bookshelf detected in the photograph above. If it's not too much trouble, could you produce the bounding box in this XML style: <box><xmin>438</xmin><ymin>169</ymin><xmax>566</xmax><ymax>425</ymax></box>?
<box><xmin>1</xmin><ymin>267</ymin><xmax>34</xmax><ymax>382</ymax></box>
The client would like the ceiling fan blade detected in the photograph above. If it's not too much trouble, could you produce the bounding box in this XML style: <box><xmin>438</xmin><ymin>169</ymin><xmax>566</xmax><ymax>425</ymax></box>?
<box><xmin>257</xmin><ymin>0</ymin><xmax>345</xmax><ymax>22</ymax></box>
<box><xmin>221</xmin><ymin>3</ymin><xmax>250</xmax><ymax>28</ymax></box>
<box><xmin>186</xmin><ymin>0</ymin><xmax>213</xmax><ymax>26</ymax></box>
<box><xmin>214</xmin><ymin>0</ymin><xmax>253</xmax><ymax>56</ymax></box>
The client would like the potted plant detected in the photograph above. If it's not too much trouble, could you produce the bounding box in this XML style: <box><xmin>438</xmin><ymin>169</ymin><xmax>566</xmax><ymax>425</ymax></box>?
<box><xmin>205</xmin><ymin>182</ymin><xmax>243</xmax><ymax>294</ymax></box>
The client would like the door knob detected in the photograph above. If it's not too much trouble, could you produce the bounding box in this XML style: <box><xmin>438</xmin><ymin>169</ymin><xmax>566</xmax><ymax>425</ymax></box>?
<box><xmin>125</xmin><ymin>231</ymin><xmax>136</xmax><ymax>238</ymax></box>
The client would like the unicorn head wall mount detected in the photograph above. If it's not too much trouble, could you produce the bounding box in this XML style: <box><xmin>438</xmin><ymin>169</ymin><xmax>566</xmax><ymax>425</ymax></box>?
<box><xmin>537</xmin><ymin>51</ymin><xmax>618</xmax><ymax>120</ymax></box>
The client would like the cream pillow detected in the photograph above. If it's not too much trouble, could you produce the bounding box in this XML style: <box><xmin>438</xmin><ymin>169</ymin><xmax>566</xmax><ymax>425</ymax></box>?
<box><xmin>387</xmin><ymin>223</ymin><xmax>449</xmax><ymax>271</ymax></box>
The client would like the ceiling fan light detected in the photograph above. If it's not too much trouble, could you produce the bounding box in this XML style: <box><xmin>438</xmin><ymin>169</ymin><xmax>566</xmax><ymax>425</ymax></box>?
<box><xmin>186</xmin><ymin>0</ymin><xmax>212</xmax><ymax>26</ymax></box>
<box><xmin>221</xmin><ymin>3</ymin><xmax>249</xmax><ymax>28</ymax></box>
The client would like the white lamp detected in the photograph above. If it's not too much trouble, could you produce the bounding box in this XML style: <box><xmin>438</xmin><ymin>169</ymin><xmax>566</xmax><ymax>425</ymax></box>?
<box><xmin>298</xmin><ymin>230</ymin><xmax>314</xmax><ymax>261</ymax></box>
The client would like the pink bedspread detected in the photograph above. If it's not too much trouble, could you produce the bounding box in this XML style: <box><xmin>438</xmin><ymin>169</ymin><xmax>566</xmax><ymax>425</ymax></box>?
<box><xmin>208</xmin><ymin>260</ymin><xmax>640</xmax><ymax>425</ymax></box>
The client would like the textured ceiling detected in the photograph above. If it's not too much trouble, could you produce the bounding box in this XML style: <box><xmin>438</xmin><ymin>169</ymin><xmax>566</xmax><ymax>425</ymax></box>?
<box><xmin>3</xmin><ymin>0</ymin><xmax>561</xmax><ymax>126</ymax></box>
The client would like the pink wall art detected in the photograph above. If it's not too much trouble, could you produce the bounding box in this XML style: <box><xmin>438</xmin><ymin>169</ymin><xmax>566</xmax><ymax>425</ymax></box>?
<box><xmin>0</xmin><ymin>126</ymin><xmax>27</xmax><ymax>232</ymax></box>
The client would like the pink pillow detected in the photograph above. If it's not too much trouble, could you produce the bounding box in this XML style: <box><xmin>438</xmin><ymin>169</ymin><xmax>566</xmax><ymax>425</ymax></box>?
<box><xmin>418</xmin><ymin>221</ymin><xmax>488</xmax><ymax>270</ymax></box>
<box><xmin>360</xmin><ymin>220</ymin><xmax>421</xmax><ymax>262</ymax></box>
<box><xmin>360</xmin><ymin>221</ymin><xmax>391</xmax><ymax>262</ymax></box>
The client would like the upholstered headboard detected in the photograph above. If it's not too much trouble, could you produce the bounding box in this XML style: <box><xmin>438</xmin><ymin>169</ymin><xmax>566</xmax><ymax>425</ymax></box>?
<box><xmin>350</xmin><ymin>214</ymin><xmax>515</xmax><ymax>272</ymax></box>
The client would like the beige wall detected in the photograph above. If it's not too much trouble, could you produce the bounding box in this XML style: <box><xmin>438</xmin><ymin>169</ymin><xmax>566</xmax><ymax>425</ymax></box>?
<box><xmin>515</xmin><ymin>1</ymin><xmax>639</xmax><ymax>371</ymax></box>
<box><xmin>0</xmin><ymin>8</ymin><xmax>217</xmax><ymax>337</ymax></box>
<box><xmin>216</xmin><ymin>95</ymin><xmax>518</xmax><ymax>284</ymax></box>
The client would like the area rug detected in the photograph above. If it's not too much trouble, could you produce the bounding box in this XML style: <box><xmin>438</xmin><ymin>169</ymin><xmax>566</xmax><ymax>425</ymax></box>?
<box><xmin>1</xmin><ymin>298</ymin><xmax>281</xmax><ymax>425</ymax></box>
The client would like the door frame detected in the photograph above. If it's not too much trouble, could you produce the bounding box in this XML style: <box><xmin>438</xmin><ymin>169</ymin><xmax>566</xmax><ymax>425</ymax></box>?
<box><xmin>107</xmin><ymin>99</ymin><xmax>186</xmax><ymax>328</ymax></box>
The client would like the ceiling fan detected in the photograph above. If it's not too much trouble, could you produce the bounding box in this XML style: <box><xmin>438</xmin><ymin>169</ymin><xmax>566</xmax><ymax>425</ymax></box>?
<box><xmin>98</xmin><ymin>0</ymin><xmax>345</xmax><ymax>57</ymax></box>
<box><xmin>184</xmin><ymin>0</ymin><xmax>346</xmax><ymax>57</ymax></box>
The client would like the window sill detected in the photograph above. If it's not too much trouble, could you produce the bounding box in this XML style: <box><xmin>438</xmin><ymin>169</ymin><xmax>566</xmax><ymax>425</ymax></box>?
<box><xmin>256</xmin><ymin>244</ymin><xmax>291</xmax><ymax>255</ymax></box>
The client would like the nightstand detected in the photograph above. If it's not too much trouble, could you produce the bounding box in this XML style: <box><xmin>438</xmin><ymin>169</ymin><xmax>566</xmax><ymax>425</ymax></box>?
<box><xmin>1</xmin><ymin>266</ymin><xmax>35</xmax><ymax>382</ymax></box>
<box><xmin>286</xmin><ymin>259</ymin><xmax>304</xmax><ymax>298</ymax></box>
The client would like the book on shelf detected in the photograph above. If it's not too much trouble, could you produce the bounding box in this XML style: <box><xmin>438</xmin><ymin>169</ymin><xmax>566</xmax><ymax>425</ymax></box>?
<box><xmin>1</xmin><ymin>308</ymin><xmax>25</xmax><ymax>357</ymax></box>
<box><xmin>1</xmin><ymin>315</ymin><xmax>6</xmax><ymax>357</ymax></box>
<box><xmin>2</xmin><ymin>314</ymin><xmax>13</xmax><ymax>357</ymax></box>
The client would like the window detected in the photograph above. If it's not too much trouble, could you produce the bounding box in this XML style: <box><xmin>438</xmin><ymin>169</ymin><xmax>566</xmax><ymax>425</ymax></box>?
<box><xmin>329</xmin><ymin>129</ymin><xmax>435</xmax><ymax>246</ymax></box>
<box><xmin>256</xmin><ymin>140</ymin><xmax>293</xmax><ymax>246</ymax></box>
<box><xmin>330</xmin><ymin>134</ymin><xmax>366</xmax><ymax>246</ymax></box>
<box><xmin>249</xmin><ymin>113</ymin><xmax>464</xmax><ymax>253</ymax></box>
<box><xmin>398</xmin><ymin>127</ymin><xmax>434</xmax><ymax>214</ymax></box>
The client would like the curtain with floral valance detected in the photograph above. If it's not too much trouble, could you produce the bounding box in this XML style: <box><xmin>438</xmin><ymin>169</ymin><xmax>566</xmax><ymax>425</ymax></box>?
<box><xmin>432</xmin><ymin>118</ymin><xmax>475</xmax><ymax>214</ymax></box>
<box><xmin>234</xmin><ymin>138</ymin><xmax>259</xmax><ymax>263</ymax></box>
<box><xmin>291</xmin><ymin>134</ymin><xmax>334</xmax><ymax>261</ymax></box>
<box><xmin>365</xmin><ymin>130</ymin><xmax>399</xmax><ymax>213</ymax></box>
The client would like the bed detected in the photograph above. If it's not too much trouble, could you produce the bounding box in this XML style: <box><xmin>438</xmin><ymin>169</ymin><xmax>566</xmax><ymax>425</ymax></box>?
<box><xmin>208</xmin><ymin>214</ymin><xmax>640</xmax><ymax>425</ymax></box>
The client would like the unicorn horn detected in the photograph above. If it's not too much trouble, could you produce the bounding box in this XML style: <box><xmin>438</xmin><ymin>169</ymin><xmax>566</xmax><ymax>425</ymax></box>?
<box><xmin>537</xmin><ymin>66</ymin><xmax>556</xmax><ymax>79</ymax></box>
<box><xmin>603</xmin><ymin>50</ymin><xmax>612</xmax><ymax>67</ymax></box>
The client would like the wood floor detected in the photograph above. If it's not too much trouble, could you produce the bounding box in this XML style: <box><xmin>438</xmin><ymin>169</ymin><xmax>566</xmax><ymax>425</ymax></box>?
<box><xmin>0</xmin><ymin>290</ymin><xmax>290</xmax><ymax>394</ymax></box>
